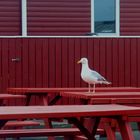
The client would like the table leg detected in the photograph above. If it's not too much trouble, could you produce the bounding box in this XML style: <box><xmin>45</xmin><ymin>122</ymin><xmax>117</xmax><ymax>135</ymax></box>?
<box><xmin>42</xmin><ymin>95</ymin><xmax>49</xmax><ymax>105</ymax></box>
<box><xmin>25</xmin><ymin>94</ymin><xmax>32</xmax><ymax>106</ymax></box>
<box><xmin>0</xmin><ymin>120</ymin><xmax>8</xmax><ymax>129</ymax></box>
<box><xmin>48</xmin><ymin>95</ymin><xmax>62</xmax><ymax>105</ymax></box>
<box><xmin>103</xmin><ymin>122</ymin><xmax>116</xmax><ymax>140</ymax></box>
<box><xmin>79</xmin><ymin>99</ymin><xmax>89</xmax><ymax>105</ymax></box>
<box><xmin>68</xmin><ymin>117</ymin><xmax>100</xmax><ymax>140</ymax></box>
<box><xmin>117</xmin><ymin>117</ymin><xmax>135</xmax><ymax>140</ymax></box>
<box><xmin>40</xmin><ymin>95</ymin><xmax>55</xmax><ymax>140</ymax></box>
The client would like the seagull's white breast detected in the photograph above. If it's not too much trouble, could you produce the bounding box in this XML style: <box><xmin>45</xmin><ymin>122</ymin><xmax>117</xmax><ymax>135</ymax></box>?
<box><xmin>81</xmin><ymin>64</ymin><xmax>97</xmax><ymax>84</ymax></box>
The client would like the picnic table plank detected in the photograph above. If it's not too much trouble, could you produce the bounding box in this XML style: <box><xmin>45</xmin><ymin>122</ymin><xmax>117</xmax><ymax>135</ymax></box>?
<box><xmin>7</xmin><ymin>87</ymin><xmax>140</xmax><ymax>93</ymax></box>
<box><xmin>0</xmin><ymin>104</ymin><xmax>139</xmax><ymax>140</ymax></box>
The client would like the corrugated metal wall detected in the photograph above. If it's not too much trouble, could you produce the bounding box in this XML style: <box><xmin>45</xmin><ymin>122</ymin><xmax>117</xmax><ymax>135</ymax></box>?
<box><xmin>0</xmin><ymin>0</ymin><xmax>21</xmax><ymax>35</ymax></box>
<box><xmin>0</xmin><ymin>38</ymin><xmax>140</xmax><ymax>89</ymax></box>
<box><xmin>27</xmin><ymin>0</ymin><xmax>90</xmax><ymax>36</ymax></box>
<box><xmin>120</xmin><ymin>0</ymin><xmax>140</xmax><ymax>36</ymax></box>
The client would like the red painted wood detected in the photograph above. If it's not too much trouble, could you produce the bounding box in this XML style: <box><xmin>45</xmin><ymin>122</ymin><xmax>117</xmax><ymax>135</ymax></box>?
<box><xmin>118</xmin><ymin>39</ymin><xmax>125</xmax><ymax>86</ymax></box>
<box><xmin>138</xmin><ymin>39</ymin><xmax>140</xmax><ymax>87</ymax></box>
<box><xmin>22</xmin><ymin>39</ymin><xmax>29</xmax><ymax>87</ymax></box>
<box><xmin>42</xmin><ymin>39</ymin><xmax>49</xmax><ymax>87</ymax></box>
<box><xmin>93</xmin><ymin>39</ymin><xmax>100</xmax><ymax>81</ymax></box>
<box><xmin>120</xmin><ymin>0</ymin><xmax>140</xmax><ymax>35</ymax></box>
<box><xmin>35</xmin><ymin>39</ymin><xmax>43</xmax><ymax>87</ymax></box>
<box><xmin>27</xmin><ymin>0</ymin><xmax>90</xmax><ymax>36</ymax></box>
<box><xmin>48</xmin><ymin>38</ymin><xmax>56</xmax><ymax>87</ymax></box>
<box><xmin>99</xmin><ymin>39</ymin><xmax>106</xmax><ymax>83</ymax></box>
<box><xmin>106</xmin><ymin>39</ymin><xmax>112</xmax><ymax>84</ymax></box>
<box><xmin>1</xmin><ymin>1</ymin><xmax>140</xmax><ymax>36</ymax></box>
<box><xmin>68</xmin><ymin>38</ymin><xmax>75</xmax><ymax>88</ymax></box>
<box><xmin>0</xmin><ymin>104</ymin><xmax>140</xmax><ymax>118</ymax></box>
<box><xmin>61</xmin><ymin>38</ymin><xmax>68</xmax><ymax>88</ymax></box>
<box><xmin>1</xmin><ymin>39</ymin><xmax>9</xmax><ymax>93</ymax></box>
<box><xmin>1</xmin><ymin>38</ymin><xmax>140</xmax><ymax>105</ymax></box>
<box><xmin>112</xmin><ymin>39</ymin><xmax>119</xmax><ymax>87</ymax></box>
<box><xmin>8</xmin><ymin>87</ymin><xmax>140</xmax><ymax>94</ymax></box>
<box><xmin>0</xmin><ymin>128</ymin><xmax>81</xmax><ymax>137</ymax></box>
<box><xmin>74</xmin><ymin>39</ymin><xmax>81</xmax><ymax>87</ymax></box>
<box><xmin>124</xmin><ymin>39</ymin><xmax>131</xmax><ymax>86</ymax></box>
<box><xmin>0</xmin><ymin>40</ymin><xmax>2</xmax><ymax>93</ymax></box>
<box><xmin>55</xmin><ymin>38</ymin><xmax>62</xmax><ymax>87</ymax></box>
<box><xmin>15</xmin><ymin>39</ymin><xmax>22</xmax><ymax>87</ymax></box>
<box><xmin>60</xmin><ymin>91</ymin><xmax>140</xmax><ymax>99</ymax></box>
<box><xmin>130</xmin><ymin>39</ymin><xmax>137</xmax><ymax>86</ymax></box>
<box><xmin>9</xmin><ymin>39</ymin><xmax>16</xmax><ymax>88</ymax></box>
<box><xmin>28</xmin><ymin>39</ymin><xmax>36</xmax><ymax>87</ymax></box>
<box><xmin>0</xmin><ymin>0</ymin><xmax>20</xmax><ymax>35</ymax></box>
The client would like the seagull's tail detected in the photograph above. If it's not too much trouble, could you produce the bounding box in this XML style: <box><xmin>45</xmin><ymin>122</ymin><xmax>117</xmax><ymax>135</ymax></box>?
<box><xmin>101</xmin><ymin>81</ymin><xmax>112</xmax><ymax>85</ymax></box>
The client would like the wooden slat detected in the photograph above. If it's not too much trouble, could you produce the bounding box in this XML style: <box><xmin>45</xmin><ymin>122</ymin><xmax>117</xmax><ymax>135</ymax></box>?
<box><xmin>118</xmin><ymin>39</ymin><xmax>125</xmax><ymax>86</ymax></box>
<box><xmin>48</xmin><ymin>38</ymin><xmax>56</xmax><ymax>87</ymax></box>
<box><xmin>124</xmin><ymin>39</ymin><xmax>131</xmax><ymax>86</ymax></box>
<box><xmin>1</xmin><ymin>39</ymin><xmax>9</xmax><ymax>93</ymax></box>
<box><xmin>22</xmin><ymin>39</ymin><xmax>29</xmax><ymax>87</ymax></box>
<box><xmin>55</xmin><ymin>38</ymin><xmax>62</xmax><ymax>87</ymax></box>
<box><xmin>35</xmin><ymin>39</ymin><xmax>43</xmax><ymax>87</ymax></box>
<box><xmin>15</xmin><ymin>39</ymin><xmax>22</xmax><ymax>87</ymax></box>
<box><xmin>111</xmin><ymin>39</ymin><xmax>118</xmax><ymax>86</ymax></box>
<box><xmin>42</xmin><ymin>39</ymin><xmax>49</xmax><ymax>87</ymax></box>
<box><xmin>120</xmin><ymin>0</ymin><xmax>140</xmax><ymax>35</ymax></box>
<box><xmin>28</xmin><ymin>39</ymin><xmax>36</xmax><ymax>87</ymax></box>
<box><xmin>27</xmin><ymin>0</ymin><xmax>90</xmax><ymax>36</ymax></box>
<box><xmin>130</xmin><ymin>39</ymin><xmax>137</xmax><ymax>87</ymax></box>
<box><xmin>106</xmin><ymin>39</ymin><xmax>112</xmax><ymax>84</ymax></box>
<box><xmin>0</xmin><ymin>0</ymin><xmax>20</xmax><ymax>35</ymax></box>
<box><xmin>75</xmin><ymin>39</ymin><xmax>82</xmax><ymax>87</ymax></box>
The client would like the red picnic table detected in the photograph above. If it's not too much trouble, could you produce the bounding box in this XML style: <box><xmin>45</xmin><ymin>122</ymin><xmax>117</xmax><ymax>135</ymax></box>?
<box><xmin>7</xmin><ymin>87</ymin><xmax>140</xmax><ymax>106</ymax></box>
<box><xmin>7</xmin><ymin>87</ymin><xmax>140</xmax><ymax>139</ymax></box>
<box><xmin>0</xmin><ymin>93</ymin><xmax>26</xmax><ymax>105</ymax></box>
<box><xmin>60</xmin><ymin>91</ymin><xmax>140</xmax><ymax>139</ymax></box>
<box><xmin>0</xmin><ymin>94</ymin><xmax>40</xmax><ymax>129</ymax></box>
<box><xmin>0</xmin><ymin>104</ymin><xmax>140</xmax><ymax>140</ymax></box>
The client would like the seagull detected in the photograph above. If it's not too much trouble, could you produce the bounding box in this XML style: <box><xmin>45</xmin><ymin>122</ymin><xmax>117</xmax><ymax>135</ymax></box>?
<box><xmin>77</xmin><ymin>58</ymin><xmax>111</xmax><ymax>93</ymax></box>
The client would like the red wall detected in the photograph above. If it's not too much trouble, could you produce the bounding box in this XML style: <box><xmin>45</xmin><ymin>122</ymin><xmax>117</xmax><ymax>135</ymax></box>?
<box><xmin>27</xmin><ymin>0</ymin><xmax>90</xmax><ymax>36</ymax></box>
<box><xmin>1</xmin><ymin>0</ymin><xmax>140</xmax><ymax>36</ymax></box>
<box><xmin>120</xmin><ymin>0</ymin><xmax>140</xmax><ymax>36</ymax></box>
<box><xmin>0</xmin><ymin>0</ymin><xmax>21</xmax><ymax>35</ymax></box>
<box><xmin>0</xmin><ymin>38</ymin><xmax>140</xmax><ymax>104</ymax></box>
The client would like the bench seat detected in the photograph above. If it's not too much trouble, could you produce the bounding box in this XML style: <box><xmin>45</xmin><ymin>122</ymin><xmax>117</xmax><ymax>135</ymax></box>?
<box><xmin>0</xmin><ymin>128</ymin><xmax>81</xmax><ymax>138</ymax></box>
<box><xmin>0</xmin><ymin>128</ymin><xmax>105</xmax><ymax>138</ymax></box>
<box><xmin>3</xmin><ymin>120</ymin><xmax>40</xmax><ymax>129</ymax></box>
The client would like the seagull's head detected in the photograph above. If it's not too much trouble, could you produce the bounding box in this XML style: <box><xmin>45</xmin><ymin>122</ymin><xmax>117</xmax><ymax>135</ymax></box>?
<box><xmin>77</xmin><ymin>58</ymin><xmax>88</xmax><ymax>64</ymax></box>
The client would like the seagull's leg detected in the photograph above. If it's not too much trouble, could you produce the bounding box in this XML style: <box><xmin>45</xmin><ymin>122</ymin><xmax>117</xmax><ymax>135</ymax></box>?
<box><xmin>88</xmin><ymin>84</ymin><xmax>91</xmax><ymax>93</ymax></box>
<box><xmin>93</xmin><ymin>83</ymin><xmax>95</xmax><ymax>93</ymax></box>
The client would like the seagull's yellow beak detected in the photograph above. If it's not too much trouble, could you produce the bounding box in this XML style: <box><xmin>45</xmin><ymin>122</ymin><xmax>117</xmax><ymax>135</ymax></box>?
<box><xmin>77</xmin><ymin>60</ymin><xmax>81</xmax><ymax>64</ymax></box>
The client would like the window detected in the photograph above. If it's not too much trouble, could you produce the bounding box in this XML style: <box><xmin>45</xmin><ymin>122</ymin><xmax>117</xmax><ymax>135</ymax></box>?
<box><xmin>91</xmin><ymin>0</ymin><xmax>119</xmax><ymax>36</ymax></box>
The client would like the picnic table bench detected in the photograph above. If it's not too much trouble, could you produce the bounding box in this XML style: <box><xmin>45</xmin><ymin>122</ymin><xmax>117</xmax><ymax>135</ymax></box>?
<box><xmin>0</xmin><ymin>105</ymin><xmax>140</xmax><ymax>140</ymax></box>
<box><xmin>0</xmin><ymin>93</ymin><xmax>41</xmax><ymax>129</ymax></box>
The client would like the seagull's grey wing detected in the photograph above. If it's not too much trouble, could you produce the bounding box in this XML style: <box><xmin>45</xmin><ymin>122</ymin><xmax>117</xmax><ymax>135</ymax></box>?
<box><xmin>90</xmin><ymin>70</ymin><xmax>106</xmax><ymax>81</ymax></box>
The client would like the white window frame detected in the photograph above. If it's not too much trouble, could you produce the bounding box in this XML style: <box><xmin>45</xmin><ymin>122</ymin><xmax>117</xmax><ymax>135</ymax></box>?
<box><xmin>21</xmin><ymin>0</ymin><xmax>27</xmax><ymax>36</ymax></box>
<box><xmin>91</xmin><ymin>0</ymin><xmax>120</xmax><ymax>36</ymax></box>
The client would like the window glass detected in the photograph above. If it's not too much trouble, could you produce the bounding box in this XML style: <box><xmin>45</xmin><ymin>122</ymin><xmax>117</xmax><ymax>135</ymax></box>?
<box><xmin>94</xmin><ymin>0</ymin><xmax>116</xmax><ymax>33</ymax></box>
